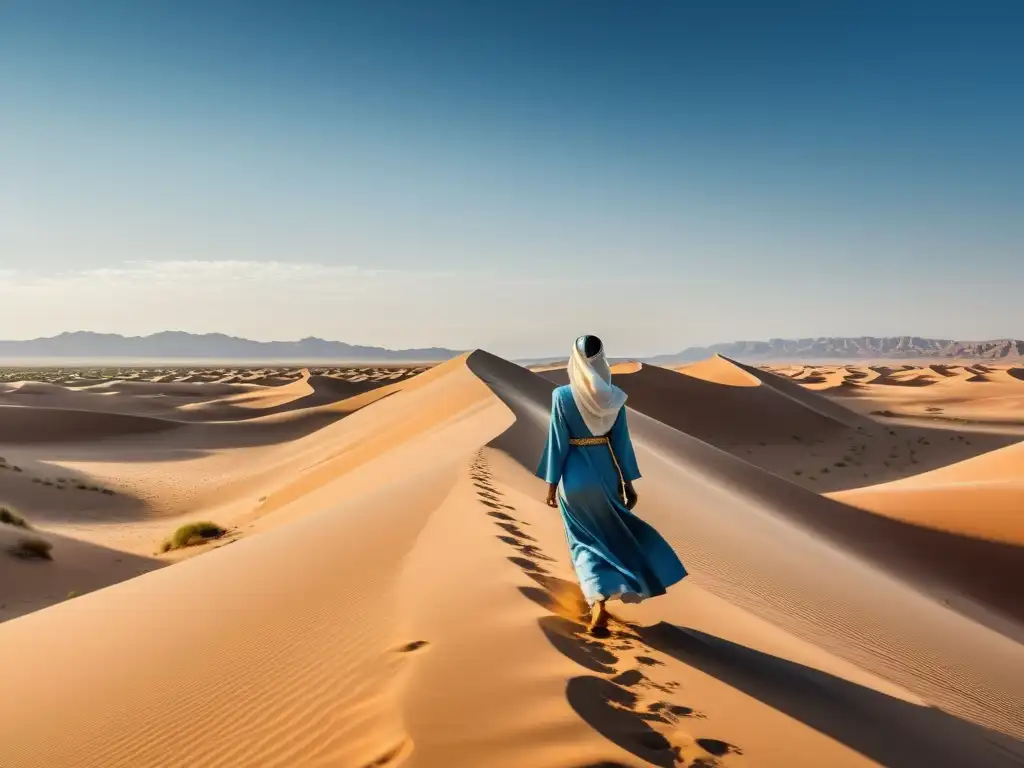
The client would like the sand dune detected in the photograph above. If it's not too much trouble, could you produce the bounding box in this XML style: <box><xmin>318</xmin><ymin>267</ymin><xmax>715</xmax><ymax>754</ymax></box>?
<box><xmin>79</xmin><ymin>379</ymin><xmax>257</xmax><ymax>397</ymax></box>
<box><xmin>544</xmin><ymin>357</ymin><xmax>1016</xmax><ymax>495</ymax></box>
<box><xmin>543</xmin><ymin>357</ymin><xmax>858</xmax><ymax>445</ymax></box>
<box><xmin>174</xmin><ymin>369</ymin><xmax>385</xmax><ymax>419</ymax></box>
<box><xmin>766</xmin><ymin>361</ymin><xmax>1024</xmax><ymax>430</ymax></box>
<box><xmin>0</xmin><ymin>367</ymin><xmax>417</xmax><ymax>423</ymax></box>
<box><xmin>0</xmin><ymin>404</ymin><xmax>180</xmax><ymax>443</ymax></box>
<box><xmin>833</xmin><ymin>440</ymin><xmax>1024</xmax><ymax>545</ymax></box>
<box><xmin>0</xmin><ymin>353</ymin><xmax>1022</xmax><ymax>767</ymax></box>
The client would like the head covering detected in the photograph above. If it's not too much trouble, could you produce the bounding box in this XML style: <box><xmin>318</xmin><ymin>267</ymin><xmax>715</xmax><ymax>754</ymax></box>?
<box><xmin>567</xmin><ymin>335</ymin><xmax>627</xmax><ymax>437</ymax></box>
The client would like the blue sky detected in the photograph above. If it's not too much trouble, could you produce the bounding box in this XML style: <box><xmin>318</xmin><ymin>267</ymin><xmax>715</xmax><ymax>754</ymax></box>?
<box><xmin>1</xmin><ymin>1</ymin><xmax>1021</xmax><ymax>357</ymax></box>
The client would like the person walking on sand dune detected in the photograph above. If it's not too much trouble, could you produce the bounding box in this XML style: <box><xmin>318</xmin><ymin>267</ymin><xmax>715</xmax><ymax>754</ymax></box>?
<box><xmin>537</xmin><ymin>335</ymin><xmax>687</xmax><ymax>632</ymax></box>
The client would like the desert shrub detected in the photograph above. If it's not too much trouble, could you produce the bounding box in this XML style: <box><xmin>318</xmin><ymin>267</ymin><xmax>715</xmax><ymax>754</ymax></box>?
<box><xmin>7</xmin><ymin>536</ymin><xmax>52</xmax><ymax>560</ymax></box>
<box><xmin>0</xmin><ymin>506</ymin><xmax>29</xmax><ymax>528</ymax></box>
<box><xmin>161</xmin><ymin>521</ymin><xmax>226</xmax><ymax>552</ymax></box>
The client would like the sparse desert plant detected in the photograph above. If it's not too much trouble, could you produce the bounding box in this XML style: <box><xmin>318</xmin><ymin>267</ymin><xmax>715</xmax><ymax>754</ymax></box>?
<box><xmin>0</xmin><ymin>506</ymin><xmax>29</xmax><ymax>528</ymax></box>
<box><xmin>7</xmin><ymin>535</ymin><xmax>52</xmax><ymax>560</ymax></box>
<box><xmin>12</xmin><ymin>466</ymin><xmax>22</xmax><ymax>473</ymax></box>
<box><xmin>834</xmin><ymin>462</ymin><xmax>846</xmax><ymax>468</ymax></box>
<box><xmin>821</xmin><ymin>467</ymin><xmax>830</xmax><ymax>474</ymax></box>
<box><xmin>161</xmin><ymin>521</ymin><xmax>227</xmax><ymax>553</ymax></box>
<box><xmin>101</xmin><ymin>488</ymin><xmax>115</xmax><ymax>495</ymax></box>
<box><xmin>67</xmin><ymin>590</ymin><xmax>81</xmax><ymax>600</ymax></box>
<box><xmin>793</xmin><ymin>469</ymin><xmax>803</xmax><ymax>476</ymax></box>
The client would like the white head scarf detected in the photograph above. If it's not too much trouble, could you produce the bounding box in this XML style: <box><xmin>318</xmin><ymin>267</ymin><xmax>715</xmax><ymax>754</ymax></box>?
<box><xmin>567</xmin><ymin>335</ymin><xmax>627</xmax><ymax>437</ymax></box>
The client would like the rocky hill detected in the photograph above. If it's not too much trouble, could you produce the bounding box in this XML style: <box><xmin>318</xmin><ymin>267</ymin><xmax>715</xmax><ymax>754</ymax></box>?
<box><xmin>648</xmin><ymin>337</ymin><xmax>1024</xmax><ymax>364</ymax></box>
<box><xmin>0</xmin><ymin>332</ymin><xmax>461</xmax><ymax>362</ymax></box>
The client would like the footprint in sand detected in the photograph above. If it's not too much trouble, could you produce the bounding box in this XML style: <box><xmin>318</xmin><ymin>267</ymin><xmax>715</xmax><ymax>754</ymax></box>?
<box><xmin>359</xmin><ymin>740</ymin><xmax>413</xmax><ymax>767</ymax></box>
<box><xmin>696</xmin><ymin>739</ymin><xmax>743</xmax><ymax>757</ymax></box>
<box><xmin>507</xmin><ymin>556</ymin><xmax>549</xmax><ymax>574</ymax></box>
<box><xmin>496</xmin><ymin>522</ymin><xmax>535</xmax><ymax>541</ymax></box>
<box><xmin>395</xmin><ymin>640</ymin><xmax>430</xmax><ymax>654</ymax></box>
<box><xmin>612</xmin><ymin>668</ymin><xmax>683</xmax><ymax>696</ymax></box>
<box><xmin>646</xmin><ymin>701</ymin><xmax>707</xmax><ymax>722</ymax></box>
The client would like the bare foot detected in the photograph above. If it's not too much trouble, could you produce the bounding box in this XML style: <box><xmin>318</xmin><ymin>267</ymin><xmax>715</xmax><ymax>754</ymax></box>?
<box><xmin>588</xmin><ymin>600</ymin><xmax>609</xmax><ymax>633</ymax></box>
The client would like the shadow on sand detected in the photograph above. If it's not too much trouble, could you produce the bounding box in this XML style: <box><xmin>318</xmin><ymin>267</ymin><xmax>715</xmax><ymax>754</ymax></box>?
<box><xmin>638</xmin><ymin>622</ymin><xmax>1024</xmax><ymax>767</ymax></box>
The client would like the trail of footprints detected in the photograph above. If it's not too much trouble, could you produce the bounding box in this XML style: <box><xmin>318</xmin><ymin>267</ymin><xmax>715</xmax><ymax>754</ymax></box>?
<box><xmin>469</xmin><ymin>451</ymin><xmax>743</xmax><ymax>768</ymax></box>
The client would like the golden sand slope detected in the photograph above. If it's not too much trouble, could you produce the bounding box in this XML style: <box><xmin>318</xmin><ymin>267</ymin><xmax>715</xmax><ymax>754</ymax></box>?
<box><xmin>0</xmin><ymin>353</ymin><xmax>1022</xmax><ymax>767</ymax></box>
<box><xmin>833</xmin><ymin>440</ymin><xmax>1024</xmax><ymax>545</ymax></box>
<box><xmin>769</xmin><ymin>361</ymin><xmax>1024</xmax><ymax>428</ymax></box>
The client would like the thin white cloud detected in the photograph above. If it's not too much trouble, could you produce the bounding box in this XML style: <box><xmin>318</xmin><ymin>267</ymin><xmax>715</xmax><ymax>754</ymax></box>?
<box><xmin>2</xmin><ymin>260</ymin><xmax>391</xmax><ymax>288</ymax></box>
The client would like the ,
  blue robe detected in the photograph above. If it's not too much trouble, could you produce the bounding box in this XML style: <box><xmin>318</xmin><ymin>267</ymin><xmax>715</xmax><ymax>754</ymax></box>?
<box><xmin>537</xmin><ymin>385</ymin><xmax>687</xmax><ymax>605</ymax></box>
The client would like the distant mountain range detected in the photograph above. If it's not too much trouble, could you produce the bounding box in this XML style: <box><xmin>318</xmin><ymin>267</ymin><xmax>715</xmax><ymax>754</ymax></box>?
<box><xmin>647</xmin><ymin>337</ymin><xmax>1024</xmax><ymax>364</ymax></box>
<box><xmin>0</xmin><ymin>332</ymin><xmax>462</xmax><ymax>362</ymax></box>
<box><xmin>4</xmin><ymin>332</ymin><xmax>1022</xmax><ymax>365</ymax></box>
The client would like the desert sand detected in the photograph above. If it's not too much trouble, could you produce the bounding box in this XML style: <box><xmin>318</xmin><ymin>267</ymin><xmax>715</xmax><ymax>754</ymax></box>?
<box><xmin>0</xmin><ymin>354</ymin><xmax>1022</xmax><ymax>767</ymax></box>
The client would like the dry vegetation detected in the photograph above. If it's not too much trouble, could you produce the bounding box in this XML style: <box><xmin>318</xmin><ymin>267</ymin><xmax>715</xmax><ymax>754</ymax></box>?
<box><xmin>6</xmin><ymin>536</ymin><xmax>53</xmax><ymax>560</ymax></box>
<box><xmin>160</xmin><ymin>522</ymin><xmax>228</xmax><ymax>553</ymax></box>
<box><xmin>0</xmin><ymin>506</ymin><xmax>29</xmax><ymax>529</ymax></box>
